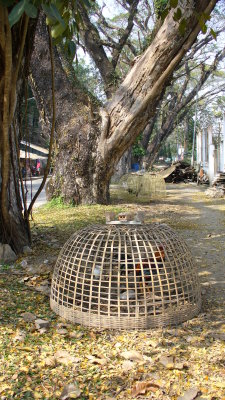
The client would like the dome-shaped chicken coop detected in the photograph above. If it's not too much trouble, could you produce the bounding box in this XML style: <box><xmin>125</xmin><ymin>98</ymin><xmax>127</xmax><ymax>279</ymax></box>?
<box><xmin>50</xmin><ymin>213</ymin><xmax>201</xmax><ymax>330</ymax></box>
<box><xmin>116</xmin><ymin>173</ymin><xmax>166</xmax><ymax>201</ymax></box>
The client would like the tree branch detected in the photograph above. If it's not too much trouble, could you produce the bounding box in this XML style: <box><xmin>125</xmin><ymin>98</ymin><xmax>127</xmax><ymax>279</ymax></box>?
<box><xmin>111</xmin><ymin>0</ymin><xmax>139</xmax><ymax>68</ymax></box>
<box><xmin>144</xmin><ymin>45</ymin><xmax>225</xmax><ymax>167</ymax></box>
<box><xmin>78</xmin><ymin>4</ymin><xmax>118</xmax><ymax>98</ymax></box>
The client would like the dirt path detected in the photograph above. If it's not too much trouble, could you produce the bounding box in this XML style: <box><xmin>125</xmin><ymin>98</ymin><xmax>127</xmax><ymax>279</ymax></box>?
<box><xmin>113</xmin><ymin>181</ymin><xmax>225</xmax><ymax>311</ymax></box>
<box><xmin>164</xmin><ymin>184</ymin><xmax>225</xmax><ymax>304</ymax></box>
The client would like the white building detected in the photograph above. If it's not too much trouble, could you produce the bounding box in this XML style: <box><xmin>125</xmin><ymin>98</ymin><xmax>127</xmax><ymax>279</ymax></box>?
<box><xmin>197</xmin><ymin>112</ymin><xmax>225</xmax><ymax>183</ymax></box>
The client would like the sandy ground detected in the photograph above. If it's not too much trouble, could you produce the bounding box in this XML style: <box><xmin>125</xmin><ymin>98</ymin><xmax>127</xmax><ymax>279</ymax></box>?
<box><xmin>163</xmin><ymin>184</ymin><xmax>225</xmax><ymax>303</ymax></box>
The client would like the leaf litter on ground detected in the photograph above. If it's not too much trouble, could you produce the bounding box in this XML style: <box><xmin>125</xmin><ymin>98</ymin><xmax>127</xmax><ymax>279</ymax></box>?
<box><xmin>0</xmin><ymin>196</ymin><xmax>225</xmax><ymax>399</ymax></box>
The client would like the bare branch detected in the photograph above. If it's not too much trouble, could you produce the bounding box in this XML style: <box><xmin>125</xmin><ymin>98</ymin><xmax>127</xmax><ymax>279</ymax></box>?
<box><xmin>78</xmin><ymin>4</ymin><xmax>118</xmax><ymax>98</ymax></box>
<box><xmin>144</xmin><ymin>45</ymin><xmax>225</xmax><ymax>167</ymax></box>
<box><xmin>111</xmin><ymin>0</ymin><xmax>139</xmax><ymax>68</ymax></box>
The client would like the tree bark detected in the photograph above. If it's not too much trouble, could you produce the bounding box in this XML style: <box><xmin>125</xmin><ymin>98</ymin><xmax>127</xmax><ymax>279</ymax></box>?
<box><xmin>0</xmin><ymin>7</ymin><xmax>37</xmax><ymax>252</ymax></box>
<box><xmin>31</xmin><ymin>0</ymin><xmax>218</xmax><ymax>205</ymax></box>
<box><xmin>112</xmin><ymin>150</ymin><xmax>132</xmax><ymax>183</ymax></box>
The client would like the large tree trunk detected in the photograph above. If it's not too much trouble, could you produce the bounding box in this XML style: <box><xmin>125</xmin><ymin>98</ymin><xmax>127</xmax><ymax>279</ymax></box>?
<box><xmin>30</xmin><ymin>15</ymin><xmax>102</xmax><ymax>204</ymax></box>
<box><xmin>0</xmin><ymin>7</ymin><xmax>36</xmax><ymax>252</ymax></box>
<box><xmin>31</xmin><ymin>0</ymin><xmax>218</xmax><ymax>205</ymax></box>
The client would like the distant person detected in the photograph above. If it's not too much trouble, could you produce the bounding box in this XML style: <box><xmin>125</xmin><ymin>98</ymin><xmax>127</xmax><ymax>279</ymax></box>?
<box><xmin>31</xmin><ymin>165</ymin><xmax>36</xmax><ymax>176</ymax></box>
<box><xmin>22</xmin><ymin>166</ymin><xmax>26</xmax><ymax>178</ymax></box>
<box><xmin>36</xmin><ymin>160</ymin><xmax>41</xmax><ymax>175</ymax></box>
<box><xmin>26</xmin><ymin>166</ymin><xmax>31</xmax><ymax>177</ymax></box>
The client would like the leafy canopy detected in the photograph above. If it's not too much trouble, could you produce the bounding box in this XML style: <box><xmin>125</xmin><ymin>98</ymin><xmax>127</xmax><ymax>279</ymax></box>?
<box><xmin>1</xmin><ymin>0</ymin><xmax>93</xmax><ymax>59</ymax></box>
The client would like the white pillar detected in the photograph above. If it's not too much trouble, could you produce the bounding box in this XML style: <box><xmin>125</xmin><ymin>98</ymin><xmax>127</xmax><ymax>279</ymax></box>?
<box><xmin>222</xmin><ymin>112</ymin><xmax>225</xmax><ymax>172</ymax></box>
<box><xmin>202</xmin><ymin>128</ymin><xmax>206</xmax><ymax>166</ymax></box>
<box><xmin>196</xmin><ymin>131</ymin><xmax>202</xmax><ymax>165</ymax></box>
<box><xmin>208</xmin><ymin>126</ymin><xmax>214</xmax><ymax>183</ymax></box>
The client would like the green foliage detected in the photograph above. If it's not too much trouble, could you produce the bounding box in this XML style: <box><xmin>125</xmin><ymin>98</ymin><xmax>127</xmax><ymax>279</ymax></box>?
<box><xmin>45</xmin><ymin>196</ymin><xmax>69</xmax><ymax>209</ymax></box>
<box><xmin>179</xmin><ymin>18</ymin><xmax>187</xmax><ymax>36</ymax></box>
<box><xmin>173</xmin><ymin>7</ymin><xmax>181</xmax><ymax>22</ymax></box>
<box><xmin>210</xmin><ymin>28</ymin><xmax>217</xmax><ymax>40</ymax></box>
<box><xmin>73</xmin><ymin>58</ymin><xmax>105</xmax><ymax>100</ymax></box>
<box><xmin>0</xmin><ymin>263</ymin><xmax>11</xmax><ymax>271</ymax></box>
<box><xmin>132</xmin><ymin>134</ymin><xmax>146</xmax><ymax>159</ymax></box>
<box><xmin>7</xmin><ymin>0</ymin><xmax>38</xmax><ymax>26</ymax></box>
<box><xmin>2</xmin><ymin>0</ymin><xmax>93</xmax><ymax>60</ymax></box>
<box><xmin>8</xmin><ymin>0</ymin><xmax>28</xmax><ymax>27</ymax></box>
<box><xmin>24</xmin><ymin>2</ymin><xmax>38</xmax><ymax>18</ymax></box>
<box><xmin>154</xmin><ymin>0</ymin><xmax>168</xmax><ymax>19</ymax></box>
<box><xmin>153</xmin><ymin>0</ymin><xmax>216</xmax><ymax>38</ymax></box>
<box><xmin>170</xmin><ymin>0</ymin><xmax>178</xmax><ymax>7</ymax></box>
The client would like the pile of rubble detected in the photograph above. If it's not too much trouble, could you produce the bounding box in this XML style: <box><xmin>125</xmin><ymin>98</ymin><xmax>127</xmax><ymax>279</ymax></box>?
<box><xmin>159</xmin><ymin>161</ymin><xmax>197</xmax><ymax>183</ymax></box>
<box><xmin>212</xmin><ymin>172</ymin><xmax>225</xmax><ymax>190</ymax></box>
<box><xmin>205</xmin><ymin>172</ymin><xmax>225</xmax><ymax>198</ymax></box>
<box><xmin>205</xmin><ymin>187</ymin><xmax>224</xmax><ymax>198</ymax></box>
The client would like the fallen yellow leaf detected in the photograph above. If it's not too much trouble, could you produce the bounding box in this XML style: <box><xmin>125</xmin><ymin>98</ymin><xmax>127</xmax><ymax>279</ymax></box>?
<box><xmin>20</xmin><ymin>366</ymin><xmax>29</xmax><ymax>373</ymax></box>
<box><xmin>214</xmin><ymin>382</ymin><xmax>225</xmax><ymax>389</ymax></box>
<box><xmin>0</xmin><ymin>384</ymin><xmax>10</xmax><ymax>394</ymax></box>
<box><xmin>34</xmin><ymin>391</ymin><xmax>43</xmax><ymax>399</ymax></box>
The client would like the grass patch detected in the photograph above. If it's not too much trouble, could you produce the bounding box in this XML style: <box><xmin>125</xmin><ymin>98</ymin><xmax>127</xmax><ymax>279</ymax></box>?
<box><xmin>44</xmin><ymin>196</ymin><xmax>70</xmax><ymax>209</ymax></box>
<box><xmin>33</xmin><ymin>203</ymin><xmax>127</xmax><ymax>233</ymax></box>
<box><xmin>168</xmin><ymin>220</ymin><xmax>200</xmax><ymax>231</ymax></box>
<box><xmin>30</xmin><ymin>203</ymin><xmax>128</xmax><ymax>261</ymax></box>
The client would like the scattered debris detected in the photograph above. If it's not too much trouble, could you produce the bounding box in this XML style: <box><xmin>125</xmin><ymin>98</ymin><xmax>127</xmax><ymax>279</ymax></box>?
<box><xmin>25</xmin><ymin>264</ymin><xmax>52</xmax><ymax>275</ymax></box>
<box><xmin>86</xmin><ymin>354</ymin><xmax>108</xmax><ymax>366</ymax></box>
<box><xmin>160</xmin><ymin>161</ymin><xmax>197</xmax><ymax>183</ymax></box>
<box><xmin>21</xmin><ymin>312</ymin><xmax>36</xmax><ymax>322</ymax></box>
<box><xmin>121</xmin><ymin>350</ymin><xmax>143</xmax><ymax>362</ymax></box>
<box><xmin>212</xmin><ymin>171</ymin><xmax>225</xmax><ymax>189</ymax></box>
<box><xmin>20</xmin><ymin>259</ymin><xmax>28</xmax><ymax>267</ymax></box>
<box><xmin>131</xmin><ymin>381</ymin><xmax>160</xmax><ymax>397</ymax></box>
<box><xmin>177</xmin><ymin>387</ymin><xmax>201</xmax><ymax>400</ymax></box>
<box><xmin>207</xmin><ymin>332</ymin><xmax>225</xmax><ymax>341</ymax></box>
<box><xmin>53</xmin><ymin>350</ymin><xmax>80</xmax><ymax>366</ymax></box>
<box><xmin>13</xmin><ymin>330</ymin><xmax>26</xmax><ymax>342</ymax></box>
<box><xmin>60</xmin><ymin>382</ymin><xmax>81</xmax><ymax>400</ymax></box>
<box><xmin>35</xmin><ymin>284</ymin><xmax>51</xmax><ymax>297</ymax></box>
<box><xmin>56</xmin><ymin>328</ymin><xmax>68</xmax><ymax>335</ymax></box>
<box><xmin>121</xmin><ymin>360</ymin><xmax>135</xmax><ymax>371</ymax></box>
<box><xmin>0</xmin><ymin>243</ymin><xmax>17</xmax><ymax>263</ymax></box>
<box><xmin>159</xmin><ymin>355</ymin><xmax>188</xmax><ymax>370</ymax></box>
<box><xmin>34</xmin><ymin>319</ymin><xmax>50</xmax><ymax>330</ymax></box>
<box><xmin>159</xmin><ymin>355</ymin><xmax>174</xmax><ymax>369</ymax></box>
<box><xmin>22</xmin><ymin>246</ymin><xmax>32</xmax><ymax>254</ymax></box>
<box><xmin>205</xmin><ymin>187</ymin><xmax>224</xmax><ymax>198</ymax></box>
<box><xmin>69</xmin><ymin>331</ymin><xmax>84</xmax><ymax>339</ymax></box>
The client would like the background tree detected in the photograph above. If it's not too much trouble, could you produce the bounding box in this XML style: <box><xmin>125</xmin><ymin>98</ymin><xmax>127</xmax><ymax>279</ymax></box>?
<box><xmin>140</xmin><ymin>4</ymin><xmax>225</xmax><ymax>167</ymax></box>
<box><xmin>30</xmin><ymin>0</ymin><xmax>220</xmax><ymax>206</ymax></box>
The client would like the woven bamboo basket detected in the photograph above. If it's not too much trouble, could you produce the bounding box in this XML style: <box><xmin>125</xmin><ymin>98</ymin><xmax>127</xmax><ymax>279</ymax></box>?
<box><xmin>50</xmin><ymin>213</ymin><xmax>201</xmax><ymax>330</ymax></box>
<box><xmin>119</xmin><ymin>173</ymin><xmax>166</xmax><ymax>199</ymax></box>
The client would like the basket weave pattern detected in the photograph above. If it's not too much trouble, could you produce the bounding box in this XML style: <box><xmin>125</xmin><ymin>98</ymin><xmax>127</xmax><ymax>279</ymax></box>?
<box><xmin>50</xmin><ymin>224</ymin><xmax>201</xmax><ymax>330</ymax></box>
